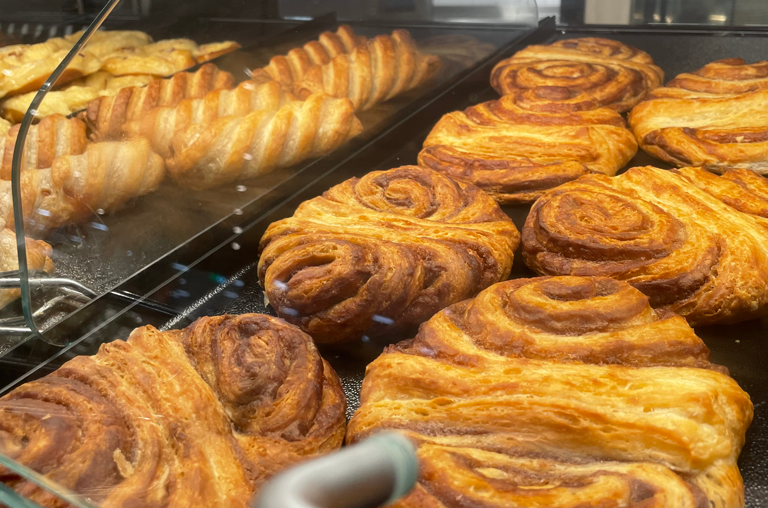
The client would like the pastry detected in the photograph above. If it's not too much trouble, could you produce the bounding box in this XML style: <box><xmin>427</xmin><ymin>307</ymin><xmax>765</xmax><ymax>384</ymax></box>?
<box><xmin>82</xmin><ymin>63</ymin><xmax>236</xmax><ymax>140</ymax></box>
<box><xmin>629</xmin><ymin>58</ymin><xmax>768</xmax><ymax>173</ymax></box>
<box><xmin>253</xmin><ymin>25</ymin><xmax>366</xmax><ymax>89</ymax></box>
<box><xmin>294</xmin><ymin>30</ymin><xmax>441</xmax><ymax>111</ymax></box>
<box><xmin>0</xmin><ymin>114</ymin><xmax>88</xmax><ymax>180</ymax></box>
<box><xmin>166</xmin><ymin>94</ymin><xmax>363</xmax><ymax>190</ymax></box>
<box><xmin>674</xmin><ymin>166</ymin><xmax>768</xmax><ymax>221</ymax></box>
<box><xmin>122</xmin><ymin>77</ymin><xmax>295</xmax><ymax>158</ymax></box>
<box><xmin>522</xmin><ymin>165</ymin><xmax>768</xmax><ymax>325</ymax></box>
<box><xmin>419</xmin><ymin>86</ymin><xmax>638</xmax><ymax>204</ymax></box>
<box><xmin>1</xmin><ymin>74</ymin><xmax>155</xmax><ymax>123</ymax></box>
<box><xmin>347</xmin><ymin>275</ymin><xmax>753</xmax><ymax>508</ymax></box>
<box><xmin>491</xmin><ymin>37</ymin><xmax>663</xmax><ymax>112</ymax></box>
<box><xmin>194</xmin><ymin>41</ymin><xmax>241</xmax><ymax>63</ymax></box>
<box><xmin>0</xmin><ymin>313</ymin><xmax>346</xmax><ymax>507</ymax></box>
<box><xmin>258</xmin><ymin>165</ymin><xmax>519</xmax><ymax>343</ymax></box>
<box><xmin>0</xmin><ymin>117</ymin><xmax>9</xmax><ymax>138</ymax></box>
<box><xmin>0</xmin><ymin>225</ymin><xmax>54</xmax><ymax>308</ymax></box>
<box><xmin>0</xmin><ymin>138</ymin><xmax>165</xmax><ymax>235</ymax></box>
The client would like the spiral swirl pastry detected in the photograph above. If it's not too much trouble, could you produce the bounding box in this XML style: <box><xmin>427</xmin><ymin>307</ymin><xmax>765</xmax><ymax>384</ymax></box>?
<box><xmin>629</xmin><ymin>58</ymin><xmax>768</xmax><ymax>172</ymax></box>
<box><xmin>0</xmin><ymin>313</ymin><xmax>346</xmax><ymax>508</ymax></box>
<box><xmin>252</xmin><ymin>25</ymin><xmax>366</xmax><ymax>89</ymax></box>
<box><xmin>419</xmin><ymin>87</ymin><xmax>638</xmax><ymax>204</ymax></box>
<box><xmin>675</xmin><ymin>166</ymin><xmax>768</xmax><ymax>222</ymax></box>
<box><xmin>294</xmin><ymin>30</ymin><xmax>441</xmax><ymax>111</ymax></box>
<box><xmin>522</xmin><ymin>165</ymin><xmax>768</xmax><ymax>325</ymax></box>
<box><xmin>122</xmin><ymin>77</ymin><xmax>296</xmax><ymax>158</ymax></box>
<box><xmin>166</xmin><ymin>94</ymin><xmax>363</xmax><ymax>190</ymax></box>
<box><xmin>347</xmin><ymin>275</ymin><xmax>753</xmax><ymax>508</ymax></box>
<box><xmin>491</xmin><ymin>38</ymin><xmax>663</xmax><ymax>113</ymax></box>
<box><xmin>258</xmin><ymin>165</ymin><xmax>519</xmax><ymax>344</ymax></box>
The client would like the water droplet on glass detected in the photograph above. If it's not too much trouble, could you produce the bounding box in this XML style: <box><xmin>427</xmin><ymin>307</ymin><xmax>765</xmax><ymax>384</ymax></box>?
<box><xmin>126</xmin><ymin>250</ymin><xmax>133</xmax><ymax>256</ymax></box>
<box><xmin>28</xmin><ymin>109</ymin><xmax>38</xmax><ymax>117</ymax></box>
<box><xmin>244</xmin><ymin>68</ymin><xmax>253</xmax><ymax>78</ymax></box>
<box><xmin>233</xmin><ymin>208</ymin><xmax>243</xmax><ymax>215</ymax></box>
<box><xmin>231</xmin><ymin>242</ymin><xmax>241</xmax><ymax>250</ymax></box>
<box><xmin>96</xmin><ymin>208</ymin><xmax>105</xmax><ymax>215</ymax></box>
<box><xmin>236</xmin><ymin>185</ymin><xmax>247</xmax><ymax>192</ymax></box>
<box><xmin>233</xmin><ymin>226</ymin><xmax>242</xmax><ymax>234</ymax></box>
<box><xmin>242</xmin><ymin>153</ymin><xmax>253</xmax><ymax>160</ymax></box>
<box><xmin>362</xmin><ymin>335</ymin><xmax>371</xmax><ymax>343</ymax></box>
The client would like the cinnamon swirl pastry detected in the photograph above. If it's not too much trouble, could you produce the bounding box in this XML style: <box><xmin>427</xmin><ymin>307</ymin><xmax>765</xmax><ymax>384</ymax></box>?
<box><xmin>258</xmin><ymin>166</ymin><xmax>519</xmax><ymax>344</ymax></box>
<box><xmin>347</xmin><ymin>275</ymin><xmax>753</xmax><ymax>508</ymax></box>
<box><xmin>419</xmin><ymin>86</ymin><xmax>638</xmax><ymax>204</ymax></box>
<box><xmin>522</xmin><ymin>165</ymin><xmax>768</xmax><ymax>325</ymax></box>
<box><xmin>0</xmin><ymin>313</ymin><xmax>346</xmax><ymax>508</ymax></box>
<box><xmin>491</xmin><ymin>37</ymin><xmax>663</xmax><ymax>112</ymax></box>
<box><xmin>629</xmin><ymin>58</ymin><xmax>768</xmax><ymax>173</ymax></box>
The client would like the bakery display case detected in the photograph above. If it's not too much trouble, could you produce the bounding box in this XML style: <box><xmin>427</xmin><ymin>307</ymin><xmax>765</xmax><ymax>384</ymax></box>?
<box><xmin>1</xmin><ymin>0</ymin><xmax>767</xmax><ymax>507</ymax></box>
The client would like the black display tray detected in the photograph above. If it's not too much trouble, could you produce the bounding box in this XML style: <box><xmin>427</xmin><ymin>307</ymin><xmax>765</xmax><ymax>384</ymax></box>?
<box><xmin>1</xmin><ymin>18</ymin><xmax>766</xmax><ymax>507</ymax></box>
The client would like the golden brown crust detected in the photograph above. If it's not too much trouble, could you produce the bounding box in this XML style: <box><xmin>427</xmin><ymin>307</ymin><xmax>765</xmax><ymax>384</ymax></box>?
<box><xmin>521</xmin><ymin>165</ymin><xmax>768</xmax><ymax>325</ymax></box>
<box><xmin>0</xmin><ymin>313</ymin><xmax>346</xmax><ymax>507</ymax></box>
<box><xmin>491</xmin><ymin>38</ymin><xmax>663</xmax><ymax>112</ymax></box>
<box><xmin>258</xmin><ymin>165</ymin><xmax>519</xmax><ymax>343</ymax></box>
<box><xmin>122</xmin><ymin>78</ymin><xmax>295</xmax><ymax>158</ymax></box>
<box><xmin>419</xmin><ymin>87</ymin><xmax>638</xmax><ymax>204</ymax></box>
<box><xmin>0</xmin><ymin>114</ymin><xmax>88</xmax><ymax>180</ymax></box>
<box><xmin>629</xmin><ymin>59</ymin><xmax>768</xmax><ymax>172</ymax></box>
<box><xmin>0</xmin><ymin>227</ymin><xmax>53</xmax><ymax>308</ymax></box>
<box><xmin>0</xmin><ymin>138</ymin><xmax>165</xmax><ymax>235</ymax></box>
<box><xmin>347</xmin><ymin>275</ymin><xmax>753</xmax><ymax>508</ymax></box>
<box><xmin>83</xmin><ymin>63</ymin><xmax>236</xmax><ymax>140</ymax></box>
<box><xmin>294</xmin><ymin>30</ymin><xmax>441</xmax><ymax>111</ymax></box>
<box><xmin>252</xmin><ymin>25</ymin><xmax>366</xmax><ymax>89</ymax></box>
<box><xmin>166</xmin><ymin>94</ymin><xmax>363</xmax><ymax>190</ymax></box>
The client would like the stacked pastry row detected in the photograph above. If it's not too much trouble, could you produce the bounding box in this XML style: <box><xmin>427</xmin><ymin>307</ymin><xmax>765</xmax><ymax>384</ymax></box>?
<box><xmin>0</xmin><ymin>29</ymin><xmax>240</xmax><ymax>122</ymax></box>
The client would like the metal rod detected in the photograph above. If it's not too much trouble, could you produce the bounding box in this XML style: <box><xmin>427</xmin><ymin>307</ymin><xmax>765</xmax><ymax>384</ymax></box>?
<box><xmin>9</xmin><ymin>0</ymin><xmax>123</xmax><ymax>336</ymax></box>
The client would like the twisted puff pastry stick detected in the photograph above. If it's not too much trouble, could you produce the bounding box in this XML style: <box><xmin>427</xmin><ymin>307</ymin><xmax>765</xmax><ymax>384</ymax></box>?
<box><xmin>0</xmin><ymin>314</ymin><xmax>346</xmax><ymax>508</ymax></box>
<box><xmin>522</xmin><ymin>165</ymin><xmax>768</xmax><ymax>325</ymax></box>
<box><xmin>419</xmin><ymin>86</ymin><xmax>637</xmax><ymax>204</ymax></box>
<box><xmin>252</xmin><ymin>25</ymin><xmax>366</xmax><ymax>89</ymax></box>
<box><xmin>82</xmin><ymin>63</ymin><xmax>235</xmax><ymax>140</ymax></box>
<box><xmin>0</xmin><ymin>225</ymin><xmax>53</xmax><ymax>308</ymax></box>
<box><xmin>0</xmin><ymin>114</ymin><xmax>87</xmax><ymax>180</ymax></box>
<box><xmin>491</xmin><ymin>37</ymin><xmax>663</xmax><ymax>112</ymax></box>
<box><xmin>122</xmin><ymin>77</ymin><xmax>296</xmax><ymax>158</ymax></box>
<box><xmin>0</xmin><ymin>138</ymin><xmax>165</xmax><ymax>235</ymax></box>
<box><xmin>629</xmin><ymin>58</ymin><xmax>768</xmax><ymax>173</ymax></box>
<box><xmin>258</xmin><ymin>166</ymin><xmax>519</xmax><ymax>343</ymax></box>
<box><xmin>294</xmin><ymin>30</ymin><xmax>441</xmax><ymax>111</ymax></box>
<box><xmin>347</xmin><ymin>276</ymin><xmax>753</xmax><ymax>508</ymax></box>
<box><xmin>166</xmin><ymin>93</ymin><xmax>363</xmax><ymax>190</ymax></box>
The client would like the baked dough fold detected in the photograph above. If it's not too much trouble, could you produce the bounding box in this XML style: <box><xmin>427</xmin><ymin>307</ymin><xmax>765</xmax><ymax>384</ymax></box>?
<box><xmin>522</xmin><ymin>165</ymin><xmax>768</xmax><ymax>325</ymax></box>
<box><xmin>0</xmin><ymin>313</ymin><xmax>346</xmax><ymax>508</ymax></box>
<box><xmin>419</xmin><ymin>86</ymin><xmax>638</xmax><ymax>204</ymax></box>
<box><xmin>258</xmin><ymin>165</ymin><xmax>519</xmax><ymax>343</ymax></box>
<box><xmin>491</xmin><ymin>37</ymin><xmax>663</xmax><ymax>112</ymax></box>
<box><xmin>347</xmin><ymin>275</ymin><xmax>753</xmax><ymax>508</ymax></box>
<box><xmin>629</xmin><ymin>58</ymin><xmax>768</xmax><ymax>173</ymax></box>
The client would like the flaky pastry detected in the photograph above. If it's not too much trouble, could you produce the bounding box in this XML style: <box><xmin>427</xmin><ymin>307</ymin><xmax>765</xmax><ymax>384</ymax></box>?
<box><xmin>258</xmin><ymin>165</ymin><xmax>519</xmax><ymax>343</ymax></box>
<box><xmin>0</xmin><ymin>313</ymin><xmax>346</xmax><ymax>507</ymax></box>
<box><xmin>522</xmin><ymin>165</ymin><xmax>768</xmax><ymax>325</ymax></box>
<box><xmin>629</xmin><ymin>58</ymin><xmax>768</xmax><ymax>173</ymax></box>
<box><xmin>347</xmin><ymin>276</ymin><xmax>753</xmax><ymax>508</ymax></box>
<box><xmin>419</xmin><ymin>86</ymin><xmax>638</xmax><ymax>204</ymax></box>
<box><xmin>0</xmin><ymin>225</ymin><xmax>53</xmax><ymax>308</ymax></box>
<box><xmin>491</xmin><ymin>37</ymin><xmax>663</xmax><ymax>112</ymax></box>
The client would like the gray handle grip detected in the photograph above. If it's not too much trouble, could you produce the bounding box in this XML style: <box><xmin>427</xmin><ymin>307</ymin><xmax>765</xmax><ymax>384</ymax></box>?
<box><xmin>252</xmin><ymin>432</ymin><xmax>418</xmax><ymax>508</ymax></box>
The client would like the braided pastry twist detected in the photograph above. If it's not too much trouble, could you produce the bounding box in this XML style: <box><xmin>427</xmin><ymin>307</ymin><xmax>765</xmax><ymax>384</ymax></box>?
<box><xmin>0</xmin><ymin>226</ymin><xmax>53</xmax><ymax>308</ymax></box>
<box><xmin>491</xmin><ymin>37</ymin><xmax>663</xmax><ymax>112</ymax></box>
<box><xmin>294</xmin><ymin>30</ymin><xmax>441</xmax><ymax>111</ymax></box>
<box><xmin>0</xmin><ymin>138</ymin><xmax>165</xmax><ymax>235</ymax></box>
<box><xmin>252</xmin><ymin>25</ymin><xmax>366</xmax><ymax>89</ymax></box>
<box><xmin>122</xmin><ymin>77</ymin><xmax>296</xmax><ymax>158</ymax></box>
<box><xmin>0</xmin><ymin>313</ymin><xmax>346</xmax><ymax>508</ymax></box>
<box><xmin>166</xmin><ymin>93</ymin><xmax>363</xmax><ymax>190</ymax></box>
<box><xmin>522</xmin><ymin>165</ymin><xmax>768</xmax><ymax>325</ymax></box>
<box><xmin>0</xmin><ymin>114</ymin><xmax>87</xmax><ymax>180</ymax></box>
<box><xmin>419</xmin><ymin>86</ymin><xmax>638</xmax><ymax>204</ymax></box>
<box><xmin>347</xmin><ymin>275</ymin><xmax>753</xmax><ymax>508</ymax></box>
<box><xmin>82</xmin><ymin>63</ymin><xmax>235</xmax><ymax>140</ymax></box>
<box><xmin>629</xmin><ymin>58</ymin><xmax>768</xmax><ymax>173</ymax></box>
<box><xmin>258</xmin><ymin>165</ymin><xmax>519</xmax><ymax>343</ymax></box>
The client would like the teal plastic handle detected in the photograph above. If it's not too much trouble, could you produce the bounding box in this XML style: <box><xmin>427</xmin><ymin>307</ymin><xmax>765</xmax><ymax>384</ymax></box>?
<box><xmin>252</xmin><ymin>432</ymin><xmax>418</xmax><ymax>508</ymax></box>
